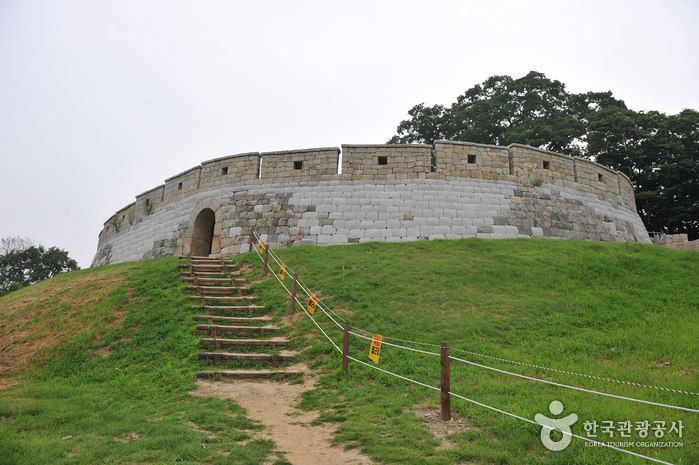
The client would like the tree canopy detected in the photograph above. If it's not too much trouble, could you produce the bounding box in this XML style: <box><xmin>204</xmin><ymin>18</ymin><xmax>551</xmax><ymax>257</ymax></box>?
<box><xmin>389</xmin><ymin>72</ymin><xmax>699</xmax><ymax>240</ymax></box>
<box><xmin>0</xmin><ymin>237</ymin><xmax>80</xmax><ymax>297</ymax></box>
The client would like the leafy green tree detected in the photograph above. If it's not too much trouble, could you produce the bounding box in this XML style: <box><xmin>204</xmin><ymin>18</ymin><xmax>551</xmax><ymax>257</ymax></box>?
<box><xmin>390</xmin><ymin>72</ymin><xmax>699</xmax><ymax>240</ymax></box>
<box><xmin>0</xmin><ymin>240</ymin><xmax>79</xmax><ymax>297</ymax></box>
<box><xmin>588</xmin><ymin>109</ymin><xmax>699</xmax><ymax>238</ymax></box>
<box><xmin>389</xmin><ymin>71</ymin><xmax>621</xmax><ymax>155</ymax></box>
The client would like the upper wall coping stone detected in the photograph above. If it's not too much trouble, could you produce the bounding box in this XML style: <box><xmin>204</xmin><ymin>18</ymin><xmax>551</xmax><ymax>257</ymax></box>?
<box><xmin>261</xmin><ymin>147</ymin><xmax>340</xmax><ymax>156</ymax></box>
<box><xmin>136</xmin><ymin>184</ymin><xmax>164</xmax><ymax>198</ymax></box>
<box><xmin>341</xmin><ymin>143</ymin><xmax>431</xmax><ymax>148</ymax></box>
<box><xmin>104</xmin><ymin>141</ymin><xmax>637</xmax><ymax>234</ymax></box>
<box><xmin>508</xmin><ymin>143</ymin><xmax>574</xmax><ymax>158</ymax></box>
<box><xmin>508</xmin><ymin>143</ymin><xmax>626</xmax><ymax>176</ymax></box>
<box><xmin>117</xmin><ymin>202</ymin><xmax>136</xmax><ymax>214</ymax></box>
<box><xmin>164</xmin><ymin>166</ymin><xmax>202</xmax><ymax>182</ymax></box>
<box><xmin>103</xmin><ymin>202</ymin><xmax>136</xmax><ymax>225</ymax></box>
<box><xmin>200</xmin><ymin>151</ymin><xmax>261</xmax><ymax>165</ymax></box>
<box><xmin>435</xmin><ymin>140</ymin><xmax>506</xmax><ymax>150</ymax></box>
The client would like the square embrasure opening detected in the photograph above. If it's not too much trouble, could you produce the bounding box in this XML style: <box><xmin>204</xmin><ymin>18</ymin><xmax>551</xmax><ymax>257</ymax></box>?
<box><xmin>293</xmin><ymin>161</ymin><xmax>303</xmax><ymax>170</ymax></box>
<box><xmin>467</xmin><ymin>154</ymin><xmax>476</xmax><ymax>164</ymax></box>
<box><xmin>221</xmin><ymin>167</ymin><xmax>228</xmax><ymax>175</ymax></box>
<box><xmin>378</xmin><ymin>156</ymin><xmax>388</xmax><ymax>165</ymax></box>
<box><xmin>598</xmin><ymin>173</ymin><xmax>604</xmax><ymax>182</ymax></box>
<box><xmin>543</xmin><ymin>161</ymin><xmax>551</xmax><ymax>170</ymax></box>
<box><xmin>178</xmin><ymin>182</ymin><xmax>182</xmax><ymax>190</ymax></box>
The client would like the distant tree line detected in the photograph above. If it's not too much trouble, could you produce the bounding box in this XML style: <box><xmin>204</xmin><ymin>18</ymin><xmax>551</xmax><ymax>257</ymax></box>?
<box><xmin>0</xmin><ymin>236</ymin><xmax>79</xmax><ymax>297</ymax></box>
<box><xmin>389</xmin><ymin>72</ymin><xmax>699</xmax><ymax>240</ymax></box>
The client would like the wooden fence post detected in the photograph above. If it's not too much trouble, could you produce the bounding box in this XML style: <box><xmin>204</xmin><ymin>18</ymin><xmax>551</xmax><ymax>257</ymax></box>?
<box><xmin>263</xmin><ymin>244</ymin><xmax>269</xmax><ymax>277</ymax></box>
<box><xmin>342</xmin><ymin>321</ymin><xmax>350</xmax><ymax>376</ymax></box>
<box><xmin>290</xmin><ymin>273</ymin><xmax>298</xmax><ymax>313</ymax></box>
<box><xmin>249</xmin><ymin>227</ymin><xmax>255</xmax><ymax>252</ymax></box>
<box><xmin>441</xmin><ymin>341</ymin><xmax>451</xmax><ymax>421</ymax></box>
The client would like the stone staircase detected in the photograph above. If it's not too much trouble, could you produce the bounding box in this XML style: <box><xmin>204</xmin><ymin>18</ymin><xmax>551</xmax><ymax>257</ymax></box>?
<box><xmin>180</xmin><ymin>256</ymin><xmax>301</xmax><ymax>380</ymax></box>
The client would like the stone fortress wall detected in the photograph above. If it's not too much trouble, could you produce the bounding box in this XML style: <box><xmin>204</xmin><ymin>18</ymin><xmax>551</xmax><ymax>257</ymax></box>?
<box><xmin>92</xmin><ymin>141</ymin><xmax>652</xmax><ymax>267</ymax></box>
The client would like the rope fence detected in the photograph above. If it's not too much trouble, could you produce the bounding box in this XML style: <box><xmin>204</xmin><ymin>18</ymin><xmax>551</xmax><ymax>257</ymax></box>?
<box><xmin>246</xmin><ymin>230</ymin><xmax>693</xmax><ymax>465</ymax></box>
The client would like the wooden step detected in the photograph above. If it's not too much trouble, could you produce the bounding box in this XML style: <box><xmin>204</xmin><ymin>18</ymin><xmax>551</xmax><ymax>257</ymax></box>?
<box><xmin>180</xmin><ymin>271</ymin><xmax>241</xmax><ymax>278</ymax></box>
<box><xmin>183</xmin><ymin>277</ymin><xmax>246</xmax><ymax>285</ymax></box>
<box><xmin>190</xmin><ymin>261</ymin><xmax>235</xmax><ymax>267</ymax></box>
<box><xmin>192</xmin><ymin>305</ymin><xmax>265</xmax><ymax>315</ymax></box>
<box><xmin>198</xmin><ymin>352</ymin><xmax>294</xmax><ymax>362</ymax></box>
<box><xmin>185</xmin><ymin>286</ymin><xmax>251</xmax><ymax>296</ymax></box>
<box><xmin>200</xmin><ymin>337</ymin><xmax>289</xmax><ymax>347</ymax></box>
<box><xmin>180</xmin><ymin>264</ymin><xmax>236</xmax><ymax>271</ymax></box>
<box><xmin>196</xmin><ymin>324</ymin><xmax>279</xmax><ymax>336</ymax></box>
<box><xmin>194</xmin><ymin>315</ymin><xmax>272</xmax><ymax>323</ymax></box>
<box><xmin>197</xmin><ymin>370</ymin><xmax>302</xmax><ymax>379</ymax></box>
<box><xmin>189</xmin><ymin>295</ymin><xmax>256</xmax><ymax>304</ymax></box>
<box><xmin>180</xmin><ymin>255</ymin><xmax>221</xmax><ymax>261</ymax></box>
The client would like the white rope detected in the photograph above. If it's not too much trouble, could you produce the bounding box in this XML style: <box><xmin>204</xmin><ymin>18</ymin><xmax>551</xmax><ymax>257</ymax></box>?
<box><xmin>297</xmin><ymin>294</ymin><xmax>342</xmax><ymax>353</ymax></box>
<box><xmin>264</xmin><ymin>246</ymin><xmax>345</xmax><ymax>330</ymax></box>
<box><xmin>346</xmin><ymin>356</ymin><xmax>440</xmax><ymax>392</ymax></box>
<box><xmin>256</xmin><ymin>236</ymin><xmax>699</xmax><ymax>402</ymax></box>
<box><xmin>447</xmin><ymin>391</ymin><xmax>674</xmax><ymax>465</ymax></box>
<box><xmin>254</xmin><ymin>248</ymin><xmax>343</xmax><ymax>347</ymax></box>
<box><xmin>319</xmin><ymin>309</ymin><xmax>345</xmax><ymax>330</ymax></box>
<box><xmin>248</xmin><ymin>236</ymin><xmax>676</xmax><ymax>464</ymax></box>
<box><xmin>449</xmin><ymin>355</ymin><xmax>699</xmax><ymax>414</ymax></box>
<box><xmin>381</xmin><ymin>336</ymin><xmax>440</xmax><ymax>348</ymax></box>
<box><xmin>450</xmin><ymin>347</ymin><xmax>699</xmax><ymax>397</ymax></box>
<box><xmin>262</xmin><ymin>248</ymin><xmax>341</xmax><ymax>351</ymax></box>
<box><xmin>262</xmin><ymin>251</ymin><xmax>292</xmax><ymax>297</ymax></box>
<box><xmin>351</xmin><ymin>354</ymin><xmax>674</xmax><ymax>464</ymax></box>
<box><xmin>348</xmin><ymin>331</ymin><xmax>440</xmax><ymax>357</ymax></box>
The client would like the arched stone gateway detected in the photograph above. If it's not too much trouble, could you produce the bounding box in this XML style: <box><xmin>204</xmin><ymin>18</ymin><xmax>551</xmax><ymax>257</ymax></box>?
<box><xmin>184</xmin><ymin>199</ymin><xmax>223</xmax><ymax>257</ymax></box>
<box><xmin>190</xmin><ymin>209</ymin><xmax>215</xmax><ymax>256</ymax></box>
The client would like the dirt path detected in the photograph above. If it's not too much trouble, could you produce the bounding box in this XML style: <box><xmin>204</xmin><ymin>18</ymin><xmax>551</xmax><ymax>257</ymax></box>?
<box><xmin>191</xmin><ymin>376</ymin><xmax>373</xmax><ymax>465</ymax></box>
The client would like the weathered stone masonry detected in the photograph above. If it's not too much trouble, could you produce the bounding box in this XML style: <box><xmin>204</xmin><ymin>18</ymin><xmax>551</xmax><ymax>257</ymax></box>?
<box><xmin>92</xmin><ymin>141</ymin><xmax>651</xmax><ymax>267</ymax></box>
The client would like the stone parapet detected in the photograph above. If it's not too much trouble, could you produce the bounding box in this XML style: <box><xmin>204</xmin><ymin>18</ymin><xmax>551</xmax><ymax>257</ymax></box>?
<box><xmin>434</xmin><ymin>141</ymin><xmax>509</xmax><ymax>181</ymax></box>
<box><xmin>93</xmin><ymin>140</ymin><xmax>655</xmax><ymax>266</ymax></box>
<box><xmin>341</xmin><ymin>144</ymin><xmax>431</xmax><ymax>180</ymax></box>
<box><xmin>650</xmin><ymin>233</ymin><xmax>699</xmax><ymax>251</ymax></box>
<box><xmin>260</xmin><ymin>147</ymin><xmax>339</xmax><ymax>184</ymax></box>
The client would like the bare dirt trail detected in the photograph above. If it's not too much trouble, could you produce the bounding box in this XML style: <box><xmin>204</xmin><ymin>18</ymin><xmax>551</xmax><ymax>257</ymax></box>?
<box><xmin>191</xmin><ymin>377</ymin><xmax>373</xmax><ymax>465</ymax></box>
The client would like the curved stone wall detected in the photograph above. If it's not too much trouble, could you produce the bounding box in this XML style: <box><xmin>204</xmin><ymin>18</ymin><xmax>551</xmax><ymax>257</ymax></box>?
<box><xmin>92</xmin><ymin>141</ymin><xmax>650</xmax><ymax>267</ymax></box>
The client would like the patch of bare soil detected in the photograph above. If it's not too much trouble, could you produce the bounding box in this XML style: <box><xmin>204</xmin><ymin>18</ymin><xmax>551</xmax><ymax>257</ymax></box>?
<box><xmin>191</xmin><ymin>375</ymin><xmax>373</xmax><ymax>465</ymax></box>
<box><xmin>0</xmin><ymin>271</ymin><xmax>130</xmax><ymax>374</ymax></box>
<box><xmin>414</xmin><ymin>405</ymin><xmax>478</xmax><ymax>450</ymax></box>
<box><xmin>113</xmin><ymin>432</ymin><xmax>141</xmax><ymax>443</ymax></box>
<box><xmin>0</xmin><ymin>378</ymin><xmax>24</xmax><ymax>391</ymax></box>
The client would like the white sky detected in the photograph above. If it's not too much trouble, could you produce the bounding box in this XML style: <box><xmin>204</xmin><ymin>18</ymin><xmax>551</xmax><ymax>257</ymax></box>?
<box><xmin>1</xmin><ymin>0</ymin><xmax>698</xmax><ymax>268</ymax></box>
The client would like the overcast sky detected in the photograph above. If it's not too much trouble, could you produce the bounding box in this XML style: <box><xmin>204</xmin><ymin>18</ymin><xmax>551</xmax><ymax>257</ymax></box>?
<box><xmin>1</xmin><ymin>0</ymin><xmax>698</xmax><ymax>268</ymax></box>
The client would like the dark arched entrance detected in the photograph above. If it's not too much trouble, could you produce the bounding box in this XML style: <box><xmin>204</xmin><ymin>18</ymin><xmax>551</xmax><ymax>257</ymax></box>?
<box><xmin>190</xmin><ymin>208</ymin><xmax>215</xmax><ymax>256</ymax></box>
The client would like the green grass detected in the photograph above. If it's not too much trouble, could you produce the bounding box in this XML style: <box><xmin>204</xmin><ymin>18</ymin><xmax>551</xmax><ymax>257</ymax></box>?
<box><xmin>0</xmin><ymin>258</ymin><xmax>290</xmax><ymax>464</ymax></box>
<box><xmin>1</xmin><ymin>238</ymin><xmax>698</xmax><ymax>464</ymax></box>
<box><xmin>229</xmin><ymin>238</ymin><xmax>699</xmax><ymax>465</ymax></box>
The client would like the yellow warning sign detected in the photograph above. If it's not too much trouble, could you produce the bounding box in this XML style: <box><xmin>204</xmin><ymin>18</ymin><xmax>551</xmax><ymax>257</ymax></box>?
<box><xmin>368</xmin><ymin>334</ymin><xmax>382</xmax><ymax>364</ymax></box>
<box><xmin>258</xmin><ymin>240</ymin><xmax>266</xmax><ymax>253</ymax></box>
<box><xmin>307</xmin><ymin>294</ymin><xmax>318</xmax><ymax>314</ymax></box>
<box><xmin>278</xmin><ymin>263</ymin><xmax>286</xmax><ymax>280</ymax></box>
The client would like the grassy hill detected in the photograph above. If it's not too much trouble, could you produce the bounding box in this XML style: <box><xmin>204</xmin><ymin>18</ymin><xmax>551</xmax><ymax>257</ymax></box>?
<box><xmin>1</xmin><ymin>238</ymin><xmax>698</xmax><ymax>464</ymax></box>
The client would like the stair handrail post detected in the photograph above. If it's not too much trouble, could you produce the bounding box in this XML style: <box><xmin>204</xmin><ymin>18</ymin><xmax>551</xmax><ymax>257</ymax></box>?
<box><xmin>440</xmin><ymin>341</ymin><xmax>451</xmax><ymax>421</ymax></box>
<box><xmin>342</xmin><ymin>321</ymin><xmax>350</xmax><ymax>376</ymax></box>
<box><xmin>249</xmin><ymin>227</ymin><xmax>255</xmax><ymax>252</ymax></box>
